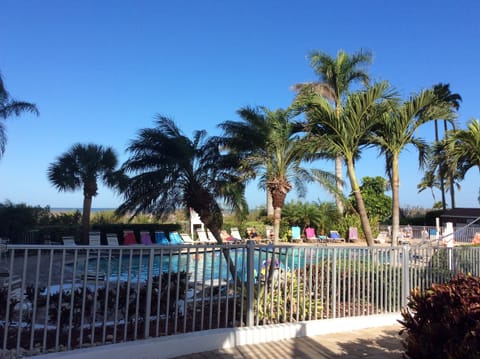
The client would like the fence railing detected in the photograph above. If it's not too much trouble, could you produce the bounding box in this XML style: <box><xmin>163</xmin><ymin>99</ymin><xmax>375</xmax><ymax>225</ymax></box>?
<box><xmin>1</xmin><ymin>242</ymin><xmax>480</xmax><ymax>357</ymax></box>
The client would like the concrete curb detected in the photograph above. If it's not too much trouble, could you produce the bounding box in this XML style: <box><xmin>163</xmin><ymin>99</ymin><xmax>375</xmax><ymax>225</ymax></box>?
<box><xmin>35</xmin><ymin>313</ymin><xmax>401</xmax><ymax>359</ymax></box>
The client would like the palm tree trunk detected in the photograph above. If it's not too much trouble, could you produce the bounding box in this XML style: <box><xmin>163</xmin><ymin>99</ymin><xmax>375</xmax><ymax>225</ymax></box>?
<box><xmin>435</xmin><ymin>120</ymin><xmax>447</xmax><ymax>210</ymax></box>
<box><xmin>273</xmin><ymin>206</ymin><xmax>282</xmax><ymax>243</ymax></box>
<box><xmin>445</xmin><ymin>120</ymin><xmax>456</xmax><ymax>208</ymax></box>
<box><xmin>335</xmin><ymin>155</ymin><xmax>344</xmax><ymax>214</ymax></box>
<box><xmin>267</xmin><ymin>191</ymin><xmax>274</xmax><ymax>217</ymax></box>
<box><xmin>209</xmin><ymin>227</ymin><xmax>242</xmax><ymax>284</ymax></box>
<box><xmin>346</xmin><ymin>159</ymin><xmax>374</xmax><ymax>246</ymax></box>
<box><xmin>335</xmin><ymin>105</ymin><xmax>344</xmax><ymax>215</ymax></box>
<box><xmin>81</xmin><ymin>195</ymin><xmax>92</xmax><ymax>245</ymax></box>
<box><xmin>391</xmin><ymin>155</ymin><xmax>400</xmax><ymax>246</ymax></box>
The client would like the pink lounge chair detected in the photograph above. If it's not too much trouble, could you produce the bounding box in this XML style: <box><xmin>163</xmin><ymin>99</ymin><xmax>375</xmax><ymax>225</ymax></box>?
<box><xmin>123</xmin><ymin>230</ymin><xmax>138</xmax><ymax>245</ymax></box>
<box><xmin>348</xmin><ymin>227</ymin><xmax>359</xmax><ymax>242</ymax></box>
<box><xmin>305</xmin><ymin>227</ymin><xmax>317</xmax><ymax>240</ymax></box>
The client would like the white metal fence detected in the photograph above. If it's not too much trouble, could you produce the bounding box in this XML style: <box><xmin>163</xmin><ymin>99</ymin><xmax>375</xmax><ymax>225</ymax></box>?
<box><xmin>1</xmin><ymin>241</ymin><xmax>480</xmax><ymax>357</ymax></box>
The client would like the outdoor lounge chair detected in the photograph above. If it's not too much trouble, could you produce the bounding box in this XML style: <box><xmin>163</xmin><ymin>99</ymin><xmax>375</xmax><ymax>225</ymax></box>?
<box><xmin>305</xmin><ymin>227</ymin><xmax>317</xmax><ymax>241</ymax></box>
<box><xmin>230</xmin><ymin>227</ymin><xmax>243</xmax><ymax>242</ymax></box>
<box><xmin>106</xmin><ymin>233</ymin><xmax>119</xmax><ymax>246</ymax></box>
<box><xmin>154</xmin><ymin>231</ymin><xmax>170</xmax><ymax>245</ymax></box>
<box><xmin>88</xmin><ymin>231</ymin><xmax>101</xmax><ymax>246</ymax></box>
<box><xmin>169</xmin><ymin>231</ymin><xmax>185</xmax><ymax>245</ymax></box>
<box><xmin>374</xmin><ymin>231</ymin><xmax>389</xmax><ymax>244</ymax></box>
<box><xmin>348</xmin><ymin>227</ymin><xmax>359</xmax><ymax>242</ymax></box>
<box><xmin>291</xmin><ymin>226</ymin><xmax>302</xmax><ymax>242</ymax></box>
<box><xmin>196</xmin><ymin>229</ymin><xmax>217</xmax><ymax>244</ymax></box>
<box><xmin>180</xmin><ymin>233</ymin><xmax>195</xmax><ymax>244</ymax></box>
<box><xmin>140</xmin><ymin>231</ymin><xmax>153</xmax><ymax>245</ymax></box>
<box><xmin>207</xmin><ymin>230</ymin><xmax>218</xmax><ymax>243</ymax></box>
<box><xmin>327</xmin><ymin>230</ymin><xmax>345</xmax><ymax>243</ymax></box>
<box><xmin>123</xmin><ymin>230</ymin><xmax>138</xmax><ymax>245</ymax></box>
<box><xmin>62</xmin><ymin>236</ymin><xmax>77</xmax><ymax>246</ymax></box>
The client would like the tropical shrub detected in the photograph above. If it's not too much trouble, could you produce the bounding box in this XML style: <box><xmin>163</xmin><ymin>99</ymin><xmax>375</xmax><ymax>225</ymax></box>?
<box><xmin>400</xmin><ymin>273</ymin><xmax>480</xmax><ymax>359</ymax></box>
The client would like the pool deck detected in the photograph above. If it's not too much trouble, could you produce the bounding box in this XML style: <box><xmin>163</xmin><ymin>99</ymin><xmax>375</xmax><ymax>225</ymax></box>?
<box><xmin>173</xmin><ymin>324</ymin><xmax>404</xmax><ymax>358</ymax></box>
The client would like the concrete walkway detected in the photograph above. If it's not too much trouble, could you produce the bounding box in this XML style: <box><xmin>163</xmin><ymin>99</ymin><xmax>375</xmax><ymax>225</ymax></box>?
<box><xmin>173</xmin><ymin>324</ymin><xmax>404</xmax><ymax>358</ymax></box>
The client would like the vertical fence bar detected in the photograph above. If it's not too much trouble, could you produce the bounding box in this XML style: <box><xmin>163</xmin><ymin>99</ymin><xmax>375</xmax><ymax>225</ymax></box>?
<box><xmin>245</xmin><ymin>240</ymin><xmax>255</xmax><ymax>327</ymax></box>
<box><xmin>402</xmin><ymin>245</ymin><xmax>410</xmax><ymax>307</ymax></box>
<box><xmin>331</xmin><ymin>248</ymin><xmax>336</xmax><ymax>319</ymax></box>
<box><xmin>144</xmin><ymin>247</ymin><xmax>155</xmax><ymax>339</ymax></box>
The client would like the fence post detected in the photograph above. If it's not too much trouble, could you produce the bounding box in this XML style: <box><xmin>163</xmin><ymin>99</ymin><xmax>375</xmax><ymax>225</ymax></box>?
<box><xmin>246</xmin><ymin>240</ymin><xmax>255</xmax><ymax>327</ymax></box>
<box><xmin>144</xmin><ymin>248</ymin><xmax>155</xmax><ymax>338</ymax></box>
<box><xmin>402</xmin><ymin>245</ymin><xmax>410</xmax><ymax>307</ymax></box>
<box><xmin>332</xmin><ymin>248</ymin><xmax>336</xmax><ymax>318</ymax></box>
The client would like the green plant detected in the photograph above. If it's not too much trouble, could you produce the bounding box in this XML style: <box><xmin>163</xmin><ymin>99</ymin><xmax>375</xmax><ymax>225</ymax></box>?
<box><xmin>400</xmin><ymin>273</ymin><xmax>480</xmax><ymax>359</ymax></box>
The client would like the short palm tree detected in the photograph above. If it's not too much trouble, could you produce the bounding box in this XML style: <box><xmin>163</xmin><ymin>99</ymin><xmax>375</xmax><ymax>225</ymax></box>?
<box><xmin>117</xmin><ymin>115</ymin><xmax>247</xmax><ymax>243</ymax></box>
<box><xmin>420</xmin><ymin>139</ymin><xmax>462</xmax><ymax>208</ymax></box>
<box><xmin>417</xmin><ymin>170</ymin><xmax>440</xmax><ymax>204</ymax></box>
<box><xmin>293</xmin><ymin>49</ymin><xmax>372</xmax><ymax>214</ymax></box>
<box><xmin>0</xmin><ymin>73</ymin><xmax>39</xmax><ymax>158</ymax></box>
<box><xmin>444</xmin><ymin>119</ymin><xmax>480</xmax><ymax>194</ymax></box>
<box><xmin>296</xmin><ymin>81</ymin><xmax>393</xmax><ymax>246</ymax></box>
<box><xmin>219</xmin><ymin>107</ymin><xmax>327</xmax><ymax>243</ymax></box>
<box><xmin>48</xmin><ymin>143</ymin><xmax>123</xmax><ymax>244</ymax></box>
<box><xmin>371</xmin><ymin>89</ymin><xmax>455</xmax><ymax>244</ymax></box>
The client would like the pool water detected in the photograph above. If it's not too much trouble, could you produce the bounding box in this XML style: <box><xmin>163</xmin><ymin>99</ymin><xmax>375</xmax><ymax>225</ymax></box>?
<box><xmin>73</xmin><ymin>246</ymin><xmax>389</xmax><ymax>283</ymax></box>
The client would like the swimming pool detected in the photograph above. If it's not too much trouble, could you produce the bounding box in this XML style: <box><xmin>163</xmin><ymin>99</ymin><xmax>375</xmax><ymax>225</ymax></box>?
<box><xmin>72</xmin><ymin>245</ymin><xmax>393</xmax><ymax>284</ymax></box>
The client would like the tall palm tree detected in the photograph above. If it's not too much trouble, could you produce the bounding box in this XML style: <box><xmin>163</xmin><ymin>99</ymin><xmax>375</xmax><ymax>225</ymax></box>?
<box><xmin>219</xmin><ymin>107</ymin><xmax>323</xmax><ymax>242</ymax></box>
<box><xmin>48</xmin><ymin>143</ymin><xmax>123</xmax><ymax>244</ymax></box>
<box><xmin>0</xmin><ymin>73</ymin><xmax>39</xmax><ymax>158</ymax></box>
<box><xmin>432</xmin><ymin>83</ymin><xmax>462</xmax><ymax>209</ymax></box>
<box><xmin>117</xmin><ymin>115</ymin><xmax>247</xmax><ymax>243</ymax></box>
<box><xmin>371</xmin><ymin>89</ymin><xmax>454</xmax><ymax>245</ymax></box>
<box><xmin>296</xmin><ymin>81</ymin><xmax>393</xmax><ymax>246</ymax></box>
<box><xmin>293</xmin><ymin>49</ymin><xmax>372</xmax><ymax>214</ymax></box>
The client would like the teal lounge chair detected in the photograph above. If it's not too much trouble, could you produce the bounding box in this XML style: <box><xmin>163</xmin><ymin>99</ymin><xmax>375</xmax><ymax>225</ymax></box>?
<box><xmin>155</xmin><ymin>231</ymin><xmax>170</xmax><ymax>245</ymax></box>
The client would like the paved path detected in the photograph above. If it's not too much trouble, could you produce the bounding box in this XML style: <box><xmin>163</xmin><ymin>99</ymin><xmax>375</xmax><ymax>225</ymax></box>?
<box><xmin>173</xmin><ymin>325</ymin><xmax>404</xmax><ymax>358</ymax></box>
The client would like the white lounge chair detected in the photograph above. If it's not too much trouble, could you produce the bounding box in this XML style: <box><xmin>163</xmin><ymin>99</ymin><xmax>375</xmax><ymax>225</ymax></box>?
<box><xmin>180</xmin><ymin>233</ymin><xmax>195</xmax><ymax>244</ymax></box>
<box><xmin>374</xmin><ymin>231</ymin><xmax>389</xmax><ymax>244</ymax></box>
<box><xmin>106</xmin><ymin>233</ymin><xmax>119</xmax><ymax>246</ymax></box>
<box><xmin>207</xmin><ymin>230</ymin><xmax>218</xmax><ymax>243</ymax></box>
<box><xmin>62</xmin><ymin>236</ymin><xmax>77</xmax><ymax>246</ymax></box>
<box><xmin>196</xmin><ymin>229</ymin><xmax>216</xmax><ymax>244</ymax></box>
<box><xmin>230</xmin><ymin>227</ymin><xmax>243</xmax><ymax>242</ymax></box>
<box><xmin>89</xmin><ymin>231</ymin><xmax>101</xmax><ymax>246</ymax></box>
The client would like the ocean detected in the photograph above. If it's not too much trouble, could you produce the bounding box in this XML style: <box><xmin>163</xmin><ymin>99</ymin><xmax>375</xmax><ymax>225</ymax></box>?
<box><xmin>50</xmin><ymin>208</ymin><xmax>116</xmax><ymax>213</ymax></box>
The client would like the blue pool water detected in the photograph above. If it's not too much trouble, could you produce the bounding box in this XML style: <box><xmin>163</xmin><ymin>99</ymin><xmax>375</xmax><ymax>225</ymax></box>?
<box><xmin>73</xmin><ymin>246</ymin><xmax>390</xmax><ymax>283</ymax></box>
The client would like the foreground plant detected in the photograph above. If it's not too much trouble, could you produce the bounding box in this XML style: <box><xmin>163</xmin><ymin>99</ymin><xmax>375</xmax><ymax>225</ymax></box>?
<box><xmin>399</xmin><ymin>273</ymin><xmax>480</xmax><ymax>359</ymax></box>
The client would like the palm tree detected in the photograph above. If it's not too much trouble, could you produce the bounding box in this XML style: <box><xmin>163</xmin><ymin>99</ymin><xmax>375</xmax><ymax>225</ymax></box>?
<box><xmin>117</xmin><ymin>115</ymin><xmax>247</xmax><ymax>243</ymax></box>
<box><xmin>432</xmin><ymin>83</ymin><xmax>462</xmax><ymax>209</ymax></box>
<box><xmin>371</xmin><ymin>89</ymin><xmax>455</xmax><ymax>245</ymax></box>
<box><xmin>293</xmin><ymin>49</ymin><xmax>372</xmax><ymax>214</ymax></box>
<box><xmin>296</xmin><ymin>81</ymin><xmax>393</xmax><ymax>246</ymax></box>
<box><xmin>420</xmin><ymin>139</ymin><xmax>463</xmax><ymax>208</ymax></box>
<box><xmin>219</xmin><ymin>107</ymin><xmax>322</xmax><ymax>242</ymax></box>
<box><xmin>417</xmin><ymin>170</ymin><xmax>440</xmax><ymax>204</ymax></box>
<box><xmin>48</xmin><ymin>143</ymin><xmax>123</xmax><ymax>244</ymax></box>
<box><xmin>444</xmin><ymin>119</ymin><xmax>480</xmax><ymax>193</ymax></box>
<box><xmin>0</xmin><ymin>73</ymin><xmax>39</xmax><ymax>158</ymax></box>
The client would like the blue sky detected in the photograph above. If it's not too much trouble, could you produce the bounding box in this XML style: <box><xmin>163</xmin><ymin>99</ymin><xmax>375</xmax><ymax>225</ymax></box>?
<box><xmin>0</xmin><ymin>0</ymin><xmax>479</xmax><ymax>209</ymax></box>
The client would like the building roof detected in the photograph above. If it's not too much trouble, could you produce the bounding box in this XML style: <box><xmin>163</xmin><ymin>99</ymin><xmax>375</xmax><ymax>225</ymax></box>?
<box><xmin>440</xmin><ymin>207</ymin><xmax>480</xmax><ymax>219</ymax></box>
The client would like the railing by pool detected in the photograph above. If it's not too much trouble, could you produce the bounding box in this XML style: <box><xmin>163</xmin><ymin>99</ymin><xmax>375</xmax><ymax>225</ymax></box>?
<box><xmin>1</xmin><ymin>241</ymin><xmax>480</xmax><ymax>357</ymax></box>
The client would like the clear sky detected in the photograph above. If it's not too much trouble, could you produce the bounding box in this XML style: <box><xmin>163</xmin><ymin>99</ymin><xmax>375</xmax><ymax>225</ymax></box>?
<box><xmin>0</xmin><ymin>0</ymin><xmax>479</xmax><ymax>210</ymax></box>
